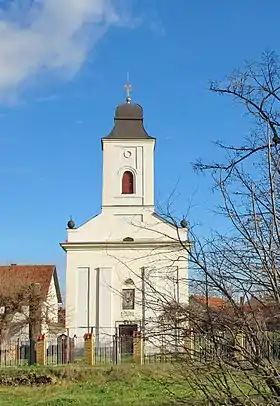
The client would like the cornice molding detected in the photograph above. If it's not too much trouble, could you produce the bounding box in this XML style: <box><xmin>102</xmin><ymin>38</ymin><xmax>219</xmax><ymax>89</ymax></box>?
<box><xmin>60</xmin><ymin>240</ymin><xmax>190</xmax><ymax>252</ymax></box>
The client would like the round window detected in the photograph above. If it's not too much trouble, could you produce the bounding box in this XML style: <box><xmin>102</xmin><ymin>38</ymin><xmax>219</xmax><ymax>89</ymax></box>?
<box><xmin>124</xmin><ymin>150</ymin><xmax>132</xmax><ymax>158</ymax></box>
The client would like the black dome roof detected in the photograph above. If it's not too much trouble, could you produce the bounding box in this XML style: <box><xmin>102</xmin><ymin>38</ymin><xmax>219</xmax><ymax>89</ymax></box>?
<box><xmin>103</xmin><ymin>101</ymin><xmax>154</xmax><ymax>140</ymax></box>
<box><xmin>115</xmin><ymin>102</ymin><xmax>143</xmax><ymax>120</ymax></box>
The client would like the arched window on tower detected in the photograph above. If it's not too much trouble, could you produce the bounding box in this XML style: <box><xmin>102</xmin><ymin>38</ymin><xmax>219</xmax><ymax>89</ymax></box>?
<box><xmin>122</xmin><ymin>171</ymin><xmax>134</xmax><ymax>194</ymax></box>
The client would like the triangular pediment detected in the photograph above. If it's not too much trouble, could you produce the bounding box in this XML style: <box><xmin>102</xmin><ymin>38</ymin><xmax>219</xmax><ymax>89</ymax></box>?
<box><xmin>64</xmin><ymin>210</ymin><xmax>187</xmax><ymax>245</ymax></box>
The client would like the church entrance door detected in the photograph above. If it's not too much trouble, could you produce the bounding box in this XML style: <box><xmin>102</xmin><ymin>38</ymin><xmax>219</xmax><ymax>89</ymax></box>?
<box><xmin>119</xmin><ymin>324</ymin><xmax>138</xmax><ymax>359</ymax></box>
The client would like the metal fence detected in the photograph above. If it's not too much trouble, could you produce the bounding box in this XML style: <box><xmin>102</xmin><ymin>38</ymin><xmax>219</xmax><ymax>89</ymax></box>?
<box><xmin>1</xmin><ymin>331</ymin><xmax>280</xmax><ymax>367</ymax></box>
<box><xmin>182</xmin><ymin>331</ymin><xmax>280</xmax><ymax>363</ymax></box>
<box><xmin>0</xmin><ymin>339</ymin><xmax>29</xmax><ymax>366</ymax></box>
<box><xmin>46</xmin><ymin>335</ymin><xmax>76</xmax><ymax>365</ymax></box>
<box><xmin>0</xmin><ymin>334</ymin><xmax>138</xmax><ymax>366</ymax></box>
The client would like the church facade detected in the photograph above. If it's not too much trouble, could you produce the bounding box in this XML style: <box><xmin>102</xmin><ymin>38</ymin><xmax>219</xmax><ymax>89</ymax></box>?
<box><xmin>61</xmin><ymin>94</ymin><xmax>189</xmax><ymax>352</ymax></box>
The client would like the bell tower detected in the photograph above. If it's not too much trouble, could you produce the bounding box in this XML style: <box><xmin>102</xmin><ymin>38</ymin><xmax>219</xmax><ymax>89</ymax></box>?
<box><xmin>101</xmin><ymin>87</ymin><xmax>155</xmax><ymax>214</ymax></box>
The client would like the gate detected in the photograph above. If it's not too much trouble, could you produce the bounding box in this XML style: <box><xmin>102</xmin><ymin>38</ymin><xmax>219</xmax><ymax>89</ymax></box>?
<box><xmin>46</xmin><ymin>334</ymin><xmax>75</xmax><ymax>364</ymax></box>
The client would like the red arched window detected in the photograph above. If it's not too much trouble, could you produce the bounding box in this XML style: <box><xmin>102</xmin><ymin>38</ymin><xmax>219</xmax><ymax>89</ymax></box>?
<box><xmin>122</xmin><ymin>171</ymin><xmax>134</xmax><ymax>194</ymax></box>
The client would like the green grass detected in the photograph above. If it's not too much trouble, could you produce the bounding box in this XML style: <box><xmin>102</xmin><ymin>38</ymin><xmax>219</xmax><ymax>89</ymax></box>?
<box><xmin>0</xmin><ymin>364</ymin><xmax>197</xmax><ymax>406</ymax></box>
<box><xmin>0</xmin><ymin>363</ymin><xmax>272</xmax><ymax>405</ymax></box>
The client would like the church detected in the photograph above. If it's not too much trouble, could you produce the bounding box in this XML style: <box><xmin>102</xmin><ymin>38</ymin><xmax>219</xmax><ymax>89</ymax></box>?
<box><xmin>61</xmin><ymin>88</ymin><xmax>189</xmax><ymax>353</ymax></box>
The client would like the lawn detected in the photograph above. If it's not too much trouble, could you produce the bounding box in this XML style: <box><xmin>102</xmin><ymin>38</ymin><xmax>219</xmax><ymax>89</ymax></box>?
<box><xmin>0</xmin><ymin>363</ymin><xmax>270</xmax><ymax>405</ymax></box>
<box><xmin>0</xmin><ymin>364</ymin><xmax>198</xmax><ymax>406</ymax></box>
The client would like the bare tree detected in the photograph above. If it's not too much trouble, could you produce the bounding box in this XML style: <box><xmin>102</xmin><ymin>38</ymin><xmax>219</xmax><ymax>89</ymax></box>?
<box><xmin>119</xmin><ymin>51</ymin><xmax>280</xmax><ymax>405</ymax></box>
<box><xmin>78</xmin><ymin>50</ymin><xmax>280</xmax><ymax>404</ymax></box>
<box><xmin>176</xmin><ymin>50</ymin><xmax>280</xmax><ymax>405</ymax></box>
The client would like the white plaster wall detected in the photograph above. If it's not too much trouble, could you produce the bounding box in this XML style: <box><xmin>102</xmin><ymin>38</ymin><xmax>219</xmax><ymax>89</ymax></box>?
<box><xmin>41</xmin><ymin>275</ymin><xmax>59</xmax><ymax>335</ymax></box>
<box><xmin>75</xmin><ymin>266</ymin><xmax>91</xmax><ymax>338</ymax></box>
<box><xmin>9</xmin><ymin>311</ymin><xmax>29</xmax><ymax>340</ymax></box>
<box><xmin>66</xmin><ymin>243</ymin><xmax>188</xmax><ymax>339</ymax></box>
<box><xmin>102</xmin><ymin>139</ymin><xmax>155</xmax><ymax>209</ymax></box>
<box><xmin>67</xmin><ymin>209</ymin><xmax>186</xmax><ymax>244</ymax></box>
<box><xmin>46</xmin><ymin>275</ymin><xmax>59</xmax><ymax>323</ymax></box>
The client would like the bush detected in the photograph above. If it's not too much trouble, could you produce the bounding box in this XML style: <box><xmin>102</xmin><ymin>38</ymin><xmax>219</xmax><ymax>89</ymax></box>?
<box><xmin>0</xmin><ymin>364</ymin><xmax>177</xmax><ymax>387</ymax></box>
<box><xmin>0</xmin><ymin>369</ymin><xmax>55</xmax><ymax>386</ymax></box>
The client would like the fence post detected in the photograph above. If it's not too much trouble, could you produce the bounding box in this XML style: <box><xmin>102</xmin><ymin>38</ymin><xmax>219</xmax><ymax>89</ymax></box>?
<box><xmin>160</xmin><ymin>334</ymin><xmax>166</xmax><ymax>363</ymax></box>
<box><xmin>7</xmin><ymin>342</ymin><xmax>17</xmax><ymax>365</ymax></box>
<box><xmin>35</xmin><ymin>334</ymin><xmax>46</xmax><ymax>365</ymax></box>
<box><xmin>16</xmin><ymin>338</ymin><xmax>20</xmax><ymax>365</ymax></box>
<box><xmin>84</xmin><ymin>333</ymin><xmax>94</xmax><ymax>366</ymax></box>
<box><xmin>69</xmin><ymin>337</ymin><xmax>76</xmax><ymax>363</ymax></box>
<box><xmin>133</xmin><ymin>331</ymin><xmax>142</xmax><ymax>364</ymax></box>
<box><xmin>113</xmin><ymin>334</ymin><xmax>118</xmax><ymax>364</ymax></box>
<box><xmin>66</xmin><ymin>329</ymin><xmax>70</xmax><ymax>364</ymax></box>
<box><xmin>235</xmin><ymin>332</ymin><xmax>246</xmax><ymax>362</ymax></box>
<box><xmin>184</xmin><ymin>330</ymin><xmax>195</xmax><ymax>359</ymax></box>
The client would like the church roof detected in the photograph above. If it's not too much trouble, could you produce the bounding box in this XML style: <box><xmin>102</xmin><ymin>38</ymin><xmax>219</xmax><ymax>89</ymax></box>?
<box><xmin>103</xmin><ymin>101</ymin><xmax>154</xmax><ymax>140</ymax></box>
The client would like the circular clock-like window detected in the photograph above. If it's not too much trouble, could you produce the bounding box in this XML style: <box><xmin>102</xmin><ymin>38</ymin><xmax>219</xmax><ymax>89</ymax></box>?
<box><xmin>124</xmin><ymin>150</ymin><xmax>132</xmax><ymax>158</ymax></box>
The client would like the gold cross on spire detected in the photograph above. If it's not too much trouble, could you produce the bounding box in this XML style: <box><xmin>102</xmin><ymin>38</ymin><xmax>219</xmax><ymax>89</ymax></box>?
<box><xmin>124</xmin><ymin>72</ymin><xmax>132</xmax><ymax>103</ymax></box>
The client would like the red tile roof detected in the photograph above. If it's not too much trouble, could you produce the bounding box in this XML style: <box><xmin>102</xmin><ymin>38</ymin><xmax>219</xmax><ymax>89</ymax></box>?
<box><xmin>193</xmin><ymin>295</ymin><xmax>227</xmax><ymax>309</ymax></box>
<box><xmin>0</xmin><ymin>265</ymin><xmax>62</xmax><ymax>303</ymax></box>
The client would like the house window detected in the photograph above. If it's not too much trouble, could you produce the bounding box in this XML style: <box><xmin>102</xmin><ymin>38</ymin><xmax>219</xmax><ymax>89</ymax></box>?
<box><xmin>122</xmin><ymin>289</ymin><xmax>135</xmax><ymax>310</ymax></box>
<box><xmin>122</xmin><ymin>171</ymin><xmax>134</xmax><ymax>194</ymax></box>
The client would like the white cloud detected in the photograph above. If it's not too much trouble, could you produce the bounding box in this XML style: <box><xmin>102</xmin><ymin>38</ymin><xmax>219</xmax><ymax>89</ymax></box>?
<box><xmin>0</xmin><ymin>0</ymin><xmax>122</xmax><ymax>100</ymax></box>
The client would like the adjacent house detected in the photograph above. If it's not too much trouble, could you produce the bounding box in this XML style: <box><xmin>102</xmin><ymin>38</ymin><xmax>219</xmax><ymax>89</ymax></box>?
<box><xmin>0</xmin><ymin>264</ymin><xmax>63</xmax><ymax>341</ymax></box>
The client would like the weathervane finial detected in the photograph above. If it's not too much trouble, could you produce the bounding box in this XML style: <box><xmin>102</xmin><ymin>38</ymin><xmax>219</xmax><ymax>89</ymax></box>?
<box><xmin>124</xmin><ymin>72</ymin><xmax>132</xmax><ymax>103</ymax></box>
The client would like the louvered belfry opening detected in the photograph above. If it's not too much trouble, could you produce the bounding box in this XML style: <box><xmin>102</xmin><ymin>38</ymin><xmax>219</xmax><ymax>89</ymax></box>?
<box><xmin>122</xmin><ymin>171</ymin><xmax>134</xmax><ymax>194</ymax></box>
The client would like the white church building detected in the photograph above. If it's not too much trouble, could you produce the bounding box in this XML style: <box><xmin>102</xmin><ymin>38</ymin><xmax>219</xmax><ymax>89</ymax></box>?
<box><xmin>61</xmin><ymin>91</ymin><xmax>189</xmax><ymax>352</ymax></box>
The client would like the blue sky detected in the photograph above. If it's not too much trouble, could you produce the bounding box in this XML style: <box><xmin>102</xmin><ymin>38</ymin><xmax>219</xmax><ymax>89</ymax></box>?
<box><xmin>0</xmin><ymin>0</ymin><xmax>279</xmax><ymax>295</ymax></box>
